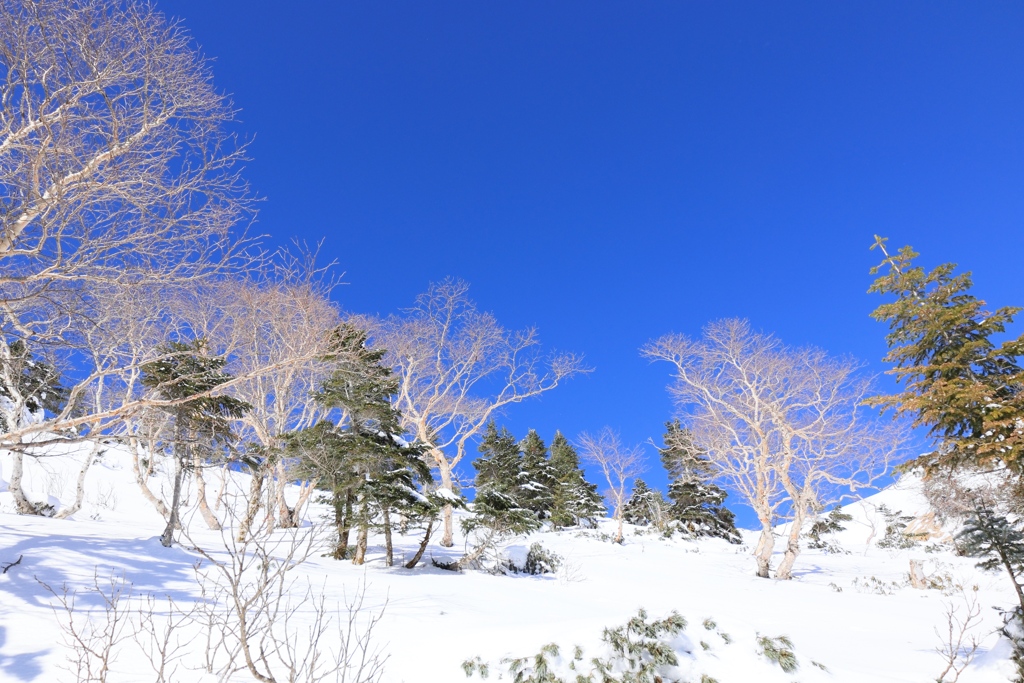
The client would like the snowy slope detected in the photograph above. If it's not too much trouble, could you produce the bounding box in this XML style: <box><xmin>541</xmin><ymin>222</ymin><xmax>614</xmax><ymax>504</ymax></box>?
<box><xmin>0</xmin><ymin>447</ymin><xmax>1019</xmax><ymax>682</ymax></box>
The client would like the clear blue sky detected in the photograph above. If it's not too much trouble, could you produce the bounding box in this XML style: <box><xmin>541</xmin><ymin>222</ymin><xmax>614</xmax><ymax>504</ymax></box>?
<box><xmin>162</xmin><ymin>1</ymin><xmax>1024</xmax><ymax>525</ymax></box>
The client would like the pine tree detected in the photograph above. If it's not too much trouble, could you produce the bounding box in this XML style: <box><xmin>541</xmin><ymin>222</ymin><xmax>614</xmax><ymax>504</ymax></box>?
<box><xmin>519</xmin><ymin>429</ymin><xmax>556</xmax><ymax>519</ymax></box>
<box><xmin>868</xmin><ymin>237</ymin><xmax>1024</xmax><ymax>475</ymax></box>
<box><xmin>141</xmin><ymin>338</ymin><xmax>249</xmax><ymax>547</ymax></box>
<box><xmin>622</xmin><ymin>478</ymin><xmax>668</xmax><ymax>529</ymax></box>
<box><xmin>548</xmin><ymin>431</ymin><xmax>605</xmax><ymax>528</ymax></box>
<box><xmin>659</xmin><ymin>421</ymin><xmax>740</xmax><ymax>543</ymax></box>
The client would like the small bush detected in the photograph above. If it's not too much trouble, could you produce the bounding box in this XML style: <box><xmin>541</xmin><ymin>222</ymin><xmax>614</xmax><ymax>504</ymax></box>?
<box><xmin>756</xmin><ymin>634</ymin><xmax>798</xmax><ymax>673</ymax></box>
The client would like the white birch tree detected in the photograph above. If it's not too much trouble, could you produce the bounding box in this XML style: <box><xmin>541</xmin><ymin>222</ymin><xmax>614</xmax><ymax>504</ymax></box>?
<box><xmin>371</xmin><ymin>278</ymin><xmax>588</xmax><ymax>547</ymax></box>
<box><xmin>577</xmin><ymin>428</ymin><xmax>645</xmax><ymax>544</ymax></box>
<box><xmin>643</xmin><ymin>319</ymin><xmax>903</xmax><ymax>579</ymax></box>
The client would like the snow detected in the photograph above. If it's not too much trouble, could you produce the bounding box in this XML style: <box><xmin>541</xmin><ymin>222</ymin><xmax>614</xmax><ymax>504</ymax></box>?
<box><xmin>0</xmin><ymin>446</ymin><xmax>1019</xmax><ymax>682</ymax></box>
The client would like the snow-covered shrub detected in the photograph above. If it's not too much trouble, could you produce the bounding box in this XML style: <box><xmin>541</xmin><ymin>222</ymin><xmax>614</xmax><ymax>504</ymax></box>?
<box><xmin>806</xmin><ymin>505</ymin><xmax>852</xmax><ymax>554</ymax></box>
<box><xmin>756</xmin><ymin>634</ymin><xmax>798</xmax><ymax>673</ymax></box>
<box><xmin>877</xmin><ymin>504</ymin><xmax>920</xmax><ymax>550</ymax></box>
<box><xmin>510</xmin><ymin>543</ymin><xmax>563</xmax><ymax>575</ymax></box>
<box><xmin>852</xmin><ymin>575</ymin><xmax>907</xmax><ymax>595</ymax></box>
<box><xmin>462</xmin><ymin>608</ymin><xmax>692</xmax><ymax>682</ymax></box>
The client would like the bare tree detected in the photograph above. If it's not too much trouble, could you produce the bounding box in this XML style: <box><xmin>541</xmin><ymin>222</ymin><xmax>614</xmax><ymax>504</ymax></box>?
<box><xmin>40</xmin><ymin>571</ymin><xmax>135</xmax><ymax>683</ymax></box>
<box><xmin>934</xmin><ymin>584</ymin><xmax>982</xmax><ymax>683</ymax></box>
<box><xmin>577</xmin><ymin>428</ymin><xmax>645</xmax><ymax>544</ymax></box>
<box><xmin>371</xmin><ymin>278</ymin><xmax>588</xmax><ymax>546</ymax></box>
<box><xmin>186</xmin><ymin>259</ymin><xmax>343</xmax><ymax>539</ymax></box>
<box><xmin>0</xmin><ymin>0</ymin><xmax>254</xmax><ymax>456</ymax></box>
<box><xmin>643</xmin><ymin>319</ymin><xmax>903</xmax><ymax>579</ymax></box>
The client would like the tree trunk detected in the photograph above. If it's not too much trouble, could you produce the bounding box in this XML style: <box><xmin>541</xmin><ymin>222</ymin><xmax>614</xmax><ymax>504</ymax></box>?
<box><xmin>383</xmin><ymin>507</ymin><xmax>393</xmax><ymax>567</ymax></box>
<box><xmin>455</xmin><ymin>529</ymin><xmax>496</xmax><ymax>570</ymax></box>
<box><xmin>333</xmin><ymin>490</ymin><xmax>353</xmax><ymax>560</ymax></box>
<box><xmin>353</xmin><ymin>521</ymin><xmax>368</xmax><ymax>566</ymax></box>
<box><xmin>614</xmin><ymin>508</ymin><xmax>624</xmax><ymax>544</ymax></box>
<box><xmin>131</xmin><ymin>439</ymin><xmax>169</xmax><ymax>519</ymax></box>
<box><xmin>9</xmin><ymin>451</ymin><xmax>41</xmax><ymax>515</ymax></box>
<box><xmin>405</xmin><ymin>518</ymin><xmax>434</xmax><ymax>569</ymax></box>
<box><xmin>754</xmin><ymin>523</ymin><xmax>775</xmax><ymax>578</ymax></box>
<box><xmin>438</xmin><ymin>460</ymin><xmax>455</xmax><ymax>547</ymax></box>
<box><xmin>275</xmin><ymin>460</ymin><xmax>297</xmax><ymax>528</ymax></box>
<box><xmin>290</xmin><ymin>478</ymin><xmax>318</xmax><ymax>526</ymax></box>
<box><xmin>774</xmin><ymin>515</ymin><xmax>804</xmax><ymax>580</ymax></box>
<box><xmin>160</xmin><ymin>456</ymin><xmax>184</xmax><ymax>548</ymax></box>
<box><xmin>55</xmin><ymin>445</ymin><xmax>99</xmax><ymax>520</ymax></box>
<box><xmin>193</xmin><ymin>453</ymin><xmax>221</xmax><ymax>531</ymax></box>
<box><xmin>909</xmin><ymin>559</ymin><xmax>928</xmax><ymax>589</ymax></box>
<box><xmin>214</xmin><ymin>463</ymin><xmax>228</xmax><ymax>511</ymax></box>
<box><xmin>237</xmin><ymin>465</ymin><xmax>265</xmax><ymax>542</ymax></box>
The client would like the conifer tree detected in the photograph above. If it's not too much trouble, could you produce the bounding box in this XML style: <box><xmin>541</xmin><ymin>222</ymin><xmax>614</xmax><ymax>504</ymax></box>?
<box><xmin>519</xmin><ymin>429</ymin><xmax>557</xmax><ymax>519</ymax></box>
<box><xmin>141</xmin><ymin>338</ymin><xmax>249</xmax><ymax>547</ymax></box>
<box><xmin>549</xmin><ymin>431</ymin><xmax>605</xmax><ymax>528</ymax></box>
<box><xmin>957</xmin><ymin>503</ymin><xmax>1024</xmax><ymax>615</ymax></box>
<box><xmin>0</xmin><ymin>340</ymin><xmax>68</xmax><ymax>433</ymax></box>
<box><xmin>868</xmin><ymin>237</ymin><xmax>1024</xmax><ymax>475</ymax></box>
<box><xmin>473</xmin><ymin>422</ymin><xmax>525</xmax><ymax>497</ymax></box>
<box><xmin>297</xmin><ymin>323</ymin><xmax>430</xmax><ymax>565</ymax></box>
<box><xmin>659</xmin><ymin>421</ymin><xmax>740</xmax><ymax>543</ymax></box>
<box><xmin>622</xmin><ymin>478</ymin><xmax>668</xmax><ymax>529</ymax></box>
<box><xmin>806</xmin><ymin>505</ymin><xmax>852</xmax><ymax>551</ymax></box>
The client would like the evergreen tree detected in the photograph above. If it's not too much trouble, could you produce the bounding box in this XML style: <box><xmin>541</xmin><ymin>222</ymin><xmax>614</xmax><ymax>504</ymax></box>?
<box><xmin>621</xmin><ymin>478</ymin><xmax>668</xmax><ymax>529</ymax></box>
<box><xmin>473</xmin><ymin>422</ymin><xmax>524</xmax><ymax>498</ymax></box>
<box><xmin>519</xmin><ymin>429</ymin><xmax>557</xmax><ymax>519</ymax></box>
<box><xmin>549</xmin><ymin>431</ymin><xmax>605</xmax><ymax>528</ymax></box>
<box><xmin>806</xmin><ymin>505</ymin><xmax>852</xmax><ymax>552</ymax></box>
<box><xmin>868</xmin><ymin>237</ymin><xmax>1024</xmax><ymax>475</ymax></box>
<box><xmin>296</xmin><ymin>323</ymin><xmax>431</xmax><ymax>565</ymax></box>
<box><xmin>957</xmin><ymin>503</ymin><xmax>1024</xmax><ymax>615</ymax></box>
<box><xmin>0</xmin><ymin>340</ymin><xmax>68</xmax><ymax>433</ymax></box>
<box><xmin>141</xmin><ymin>338</ymin><xmax>249</xmax><ymax>547</ymax></box>
<box><xmin>454</xmin><ymin>487</ymin><xmax>542</xmax><ymax>570</ymax></box>
<box><xmin>659</xmin><ymin>421</ymin><xmax>740</xmax><ymax>543</ymax></box>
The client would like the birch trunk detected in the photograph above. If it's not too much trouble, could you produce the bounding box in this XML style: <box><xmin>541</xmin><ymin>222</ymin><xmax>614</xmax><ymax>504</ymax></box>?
<box><xmin>774</xmin><ymin>512</ymin><xmax>805</xmax><ymax>580</ymax></box>
<box><xmin>8</xmin><ymin>451</ymin><xmax>40</xmax><ymax>515</ymax></box>
<box><xmin>193</xmin><ymin>452</ymin><xmax>221</xmax><ymax>531</ymax></box>
<box><xmin>438</xmin><ymin>459</ymin><xmax>455</xmax><ymax>547</ymax></box>
<box><xmin>754</xmin><ymin>523</ymin><xmax>775</xmax><ymax>579</ymax></box>
<box><xmin>54</xmin><ymin>445</ymin><xmax>99</xmax><ymax>520</ymax></box>
<box><xmin>130</xmin><ymin>438</ymin><xmax>169</xmax><ymax>518</ymax></box>
<box><xmin>237</xmin><ymin>467</ymin><xmax>264</xmax><ymax>542</ymax></box>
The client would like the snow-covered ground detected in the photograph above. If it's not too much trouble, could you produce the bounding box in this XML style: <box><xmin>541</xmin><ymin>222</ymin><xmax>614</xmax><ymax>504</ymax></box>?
<box><xmin>0</xmin><ymin>446</ymin><xmax>1019</xmax><ymax>682</ymax></box>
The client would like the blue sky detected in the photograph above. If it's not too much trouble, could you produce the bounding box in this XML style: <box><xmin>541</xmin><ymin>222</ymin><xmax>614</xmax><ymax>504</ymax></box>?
<box><xmin>162</xmin><ymin>1</ymin><xmax>1024</xmax><ymax>525</ymax></box>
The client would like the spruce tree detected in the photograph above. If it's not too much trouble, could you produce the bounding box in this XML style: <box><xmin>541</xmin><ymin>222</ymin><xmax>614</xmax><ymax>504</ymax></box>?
<box><xmin>622</xmin><ymin>478</ymin><xmax>667</xmax><ymax>529</ymax></box>
<box><xmin>549</xmin><ymin>431</ymin><xmax>605</xmax><ymax>528</ymax></box>
<box><xmin>659</xmin><ymin>421</ymin><xmax>740</xmax><ymax>543</ymax></box>
<box><xmin>519</xmin><ymin>429</ymin><xmax>557</xmax><ymax>519</ymax></box>
<box><xmin>141</xmin><ymin>338</ymin><xmax>249</xmax><ymax>547</ymax></box>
